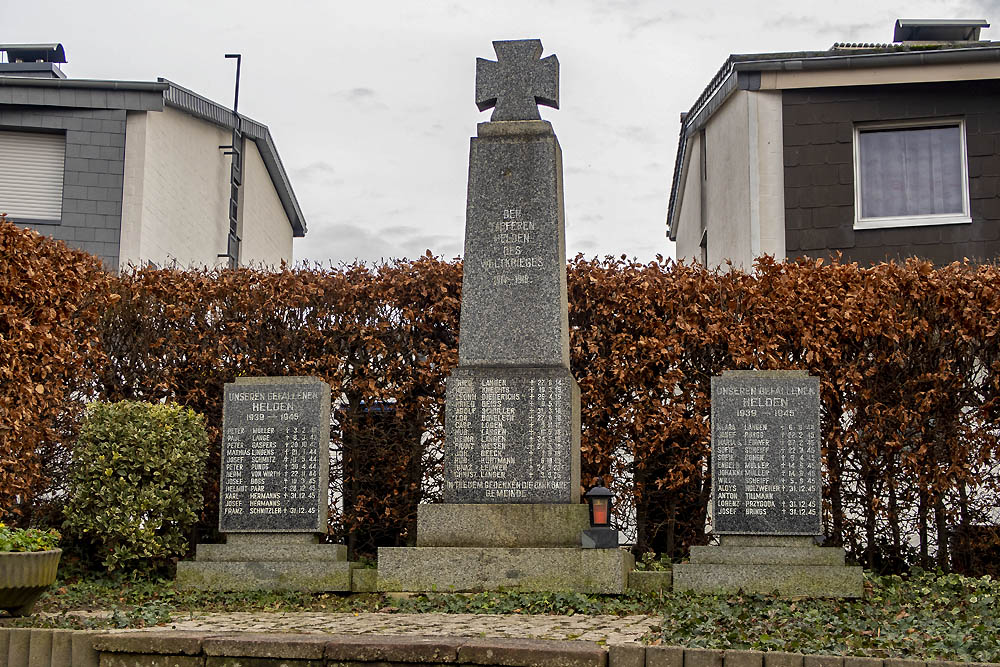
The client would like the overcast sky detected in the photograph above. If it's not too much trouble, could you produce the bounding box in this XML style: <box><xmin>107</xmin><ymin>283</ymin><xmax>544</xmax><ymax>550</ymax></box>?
<box><xmin>5</xmin><ymin>0</ymin><xmax>997</xmax><ymax>264</ymax></box>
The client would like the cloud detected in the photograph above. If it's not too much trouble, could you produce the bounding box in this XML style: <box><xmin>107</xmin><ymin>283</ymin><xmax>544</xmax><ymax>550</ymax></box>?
<box><xmin>290</xmin><ymin>161</ymin><xmax>344</xmax><ymax>185</ymax></box>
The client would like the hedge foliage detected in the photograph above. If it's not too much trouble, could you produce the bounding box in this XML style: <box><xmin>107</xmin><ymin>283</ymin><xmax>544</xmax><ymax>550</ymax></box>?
<box><xmin>64</xmin><ymin>401</ymin><xmax>209</xmax><ymax>571</ymax></box>
<box><xmin>0</xmin><ymin>216</ymin><xmax>113</xmax><ymax>521</ymax></box>
<box><xmin>2</xmin><ymin>219</ymin><xmax>999</xmax><ymax>571</ymax></box>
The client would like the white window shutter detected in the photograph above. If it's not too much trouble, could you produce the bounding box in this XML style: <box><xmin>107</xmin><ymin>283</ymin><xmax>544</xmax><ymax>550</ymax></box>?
<box><xmin>0</xmin><ymin>130</ymin><xmax>66</xmax><ymax>221</ymax></box>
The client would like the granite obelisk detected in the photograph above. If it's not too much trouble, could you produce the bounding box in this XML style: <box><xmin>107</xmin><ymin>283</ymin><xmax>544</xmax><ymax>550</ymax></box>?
<box><xmin>378</xmin><ymin>40</ymin><xmax>631</xmax><ymax>593</ymax></box>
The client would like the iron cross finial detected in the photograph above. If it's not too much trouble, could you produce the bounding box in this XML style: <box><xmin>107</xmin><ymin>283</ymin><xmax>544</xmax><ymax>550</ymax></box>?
<box><xmin>475</xmin><ymin>39</ymin><xmax>559</xmax><ymax>121</ymax></box>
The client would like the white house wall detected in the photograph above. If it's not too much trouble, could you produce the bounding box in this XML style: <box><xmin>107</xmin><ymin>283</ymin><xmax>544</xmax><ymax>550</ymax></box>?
<box><xmin>705</xmin><ymin>90</ymin><xmax>752</xmax><ymax>268</ymax></box>
<box><xmin>752</xmin><ymin>91</ymin><xmax>786</xmax><ymax>262</ymax></box>
<box><xmin>120</xmin><ymin>111</ymin><xmax>146</xmax><ymax>268</ymax></box>
<box><xmin>675</xmin><ymin>90</ymin><xmax>786</xmax><ymax>269</ymax></box>
<box><xmin>121</xmin><ymin>106</ymin><xmax>232</xmax><ymax>268</ymax></box>
<box><xmin>675</xmin><ymin>132</ymin><xmax>704</xmax><ymax>264</ymax></box>
<box><xmin>240</xmin><ymin>139</ymin><xmax>293</xmax><ymax>266</ymax></box>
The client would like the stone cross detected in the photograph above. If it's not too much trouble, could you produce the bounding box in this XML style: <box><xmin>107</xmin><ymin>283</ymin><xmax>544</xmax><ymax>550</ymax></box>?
<box><xmin>476</xmin><ymin>39</ymin><xmax>559</xmax><ymax>121</ymax></box>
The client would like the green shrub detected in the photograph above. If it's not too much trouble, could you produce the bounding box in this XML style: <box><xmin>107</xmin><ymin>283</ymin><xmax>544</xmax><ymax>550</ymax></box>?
<box><xmin>0</xmin><ymin>524</ymin><xmax>60</xmax><ymax>552</ymax></box>
<box><xmin>64</xmin><ymin>401</ymin><xmax>209</xmax><ymax>571</ymax></box>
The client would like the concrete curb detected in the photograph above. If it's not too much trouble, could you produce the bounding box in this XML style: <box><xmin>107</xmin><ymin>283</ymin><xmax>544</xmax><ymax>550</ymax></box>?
<box><xmin>0</xmin><ymin>627</ymin><xmax>98</xmax><ymax>667</ymax></box>
<box><xmin>4</xmin><ymin>628</ymin><xmax>1000</xmax><ymax>667</ymax></box>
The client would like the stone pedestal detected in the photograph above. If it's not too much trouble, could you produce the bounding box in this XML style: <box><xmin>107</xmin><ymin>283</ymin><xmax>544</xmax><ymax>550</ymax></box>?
<box><xmin>176</xmin><ymin>533</ymin><xmax>355</xmax><ymax>592</ymax></box>
<box><xmin>673</xmin><ymin>535</ymin><xmax>863</xmax><ymax>597</ymax></box>
<box><xmin>377</xmin><ymin>40</ymin><xmax>629</xmax><ymax>594</ymax></box>
<box><xmin>378</xmin><ymin>504</ymin><xmax>633</xmax><ymax>593</ymax></box>
<box><xmin>176</xmin><ymin>376</ymin><xmax>357</xmax><ymax>592</ymax></box>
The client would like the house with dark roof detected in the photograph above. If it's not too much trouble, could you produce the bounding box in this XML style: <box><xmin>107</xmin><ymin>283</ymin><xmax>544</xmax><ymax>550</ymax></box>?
<box><xmin>667</xmin><ymin>19</ymin><xmax>1000</xmax><ymax>268</ymax></box>
<box><xmin>0</xmin><ymin>43</ymin><xmax>306</xmax><ymax>271</ymax></box>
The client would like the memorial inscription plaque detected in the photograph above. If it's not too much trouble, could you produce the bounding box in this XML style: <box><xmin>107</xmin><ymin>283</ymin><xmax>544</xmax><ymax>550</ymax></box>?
<box><xmin>711</xmin><ymin>371</ymin><xmax>821</xmax><ymax>535</ymax></box>
<box><xmin>378</xmin><ymin>39</ymin><xmax>632</xmax><ymax>594</ymax></box>
<box><xmin>219</xmin><ymin>376</ymin><xmax>330</xmax><ymax>533</ymax></box>
<box><xmin>444</xmin><ymin>368</ymin><xmax>580</xmax><ymax>503</ymax></box>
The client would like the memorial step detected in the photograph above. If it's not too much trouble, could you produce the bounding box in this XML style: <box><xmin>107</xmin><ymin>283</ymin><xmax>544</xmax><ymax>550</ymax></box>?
<box><xmin>377</xmin><ymin>546</ymin><xmax>633</xmax><ymax>594</ymax></box>
<box><xmin>688</xmin><ymin>545</ymin><xmax>846</xmax><ymax>566</ymax></box>
<box><xmin>672</xmin><ymin>562</ymin><xmax>863</xmax><ymax>597</ymax></box>
<box><xmin>175</xmin><ymin>560</ymin><xmax>353</xmax><ymax>592</ymax></box>
<box><xmin>194</xmin><ymin>542</ymin><xmax>347</xmax><ymax>563</ymax></box>
<box><xmin>416</xmin><ymin>504</ymin><xmax>590</xmax><ymax>547</ymax></box>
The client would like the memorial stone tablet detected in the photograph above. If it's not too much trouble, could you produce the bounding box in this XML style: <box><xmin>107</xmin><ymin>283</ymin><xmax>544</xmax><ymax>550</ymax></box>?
<box><xmin>219</xmin><ymin>376</ymin><xmax>330</xmax><ymax>533</ymax></box>
<box><xmin>443</xmin><ymin>367</ymin><xmax>580</xmax><ymax>503</ymax></box>
<box><xmin>711</xmin><ymin>370</ymin><xmax>821</xmax><ymax>535</ymax></box>
<box><xmin>441</xmin><ymin>40</ymin><xmax>580</xmax><ymax>505</ymax></box>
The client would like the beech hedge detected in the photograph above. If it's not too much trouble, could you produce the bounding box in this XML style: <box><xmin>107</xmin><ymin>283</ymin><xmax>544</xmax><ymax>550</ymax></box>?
<box><xmin>2</xmin><ymin>219</ymin><xmax>999</xmax><ymax>572</ymax></box>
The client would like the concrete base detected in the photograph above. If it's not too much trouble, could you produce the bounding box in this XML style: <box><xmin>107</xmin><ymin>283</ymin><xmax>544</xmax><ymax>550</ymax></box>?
<box><xmin>416</xmin><ymin>504</ymin><xmax>590</xmax><ymax>547</ymax></box>
<box><xmin>175</xmin><ymin>560</ymin><xmax>352</xmax><ymax>592</ymax></box>
<box><xmin>627</xmin><ymin>570</ymin><xmax>673</xmax><ymax>594</ymax></box>
<box><xmin>175</xmin><ymin>532</ymin><xmax>356</xmax><ymax>592</ymax></box>
<box><xmin>673</xmin><ymin>535</ymin><xmax>863</xmax><ymax>597</ymax></box>
<box><xmin>377</xmin><ymin>546</ymin><xmax>634</xmax><ymax>594</ymax></box>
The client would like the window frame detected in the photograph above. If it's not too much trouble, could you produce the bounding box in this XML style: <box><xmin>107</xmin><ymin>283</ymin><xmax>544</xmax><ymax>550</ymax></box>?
<box><xmin>852</xmin><ymin>117</ymin><xmax>972</xmax><ymax>230</ymax></box>
<box><xmin>0</xmin><ymin>128</ymin><xmax>66</xmax><ymax>225</ymax></box>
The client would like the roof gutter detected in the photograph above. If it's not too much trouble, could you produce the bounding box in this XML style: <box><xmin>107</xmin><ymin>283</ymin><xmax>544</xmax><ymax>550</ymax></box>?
<box><xmin>0</xmin><ymin>76</ymin><xmax>168</xmax><ymax>91</ymax></box>
<box><xmin>160</xmin><ymin>79</ymin><xmax>307</xmax><ymax>237</ymax></box>
<box><xmin>667</xmin><ymin>45</ymin><xmax>1000</xmax><ymax>240</ymax></box>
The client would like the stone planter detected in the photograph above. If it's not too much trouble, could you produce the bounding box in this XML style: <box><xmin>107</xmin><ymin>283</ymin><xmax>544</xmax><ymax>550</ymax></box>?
<box><xmin>0</xmin><ymin>548</ymin><xmax>62</xmax><ymax>616</ymax></box>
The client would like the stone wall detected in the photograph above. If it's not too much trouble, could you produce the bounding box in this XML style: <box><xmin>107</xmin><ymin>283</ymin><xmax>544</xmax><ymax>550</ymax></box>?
<box><xmin>0</xmin><ymin>106</ymin><xmax>126</xmax><ymax>269</ymax></box>
<box><xmin>4</xmin><ymin>628</ymin><xmax>997</xmax><ymax>667</ymax></box>
<box><xmin>782</xmin><ymin>80</ymin><xmax>1000</xmax><ymax>265</ymax></box>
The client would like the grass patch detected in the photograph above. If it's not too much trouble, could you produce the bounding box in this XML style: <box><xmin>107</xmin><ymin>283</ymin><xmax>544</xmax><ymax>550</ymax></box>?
<box><xmin>5</xmin><ymin>567</ymin><xmax>998</xmax><ymax>662</ymax></box>
<box><xmin>649</xmin><ymin>570</ymin><xmax>1000</xmax><ymax>662</ymax></box>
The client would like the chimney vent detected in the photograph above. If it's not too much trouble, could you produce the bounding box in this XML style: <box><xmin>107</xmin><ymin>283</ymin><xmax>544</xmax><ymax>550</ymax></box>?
<box><xmin>0</xmin><ymin>43</ymin><xmax>67</xmax><ymax>78</ymax></box>
<box><xmin>893</xmin><ymin>19</ymin><xmax>989</xmax><ymax>43</ymax></box>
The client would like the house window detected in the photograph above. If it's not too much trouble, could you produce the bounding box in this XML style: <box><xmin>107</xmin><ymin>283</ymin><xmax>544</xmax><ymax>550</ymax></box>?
<box><xmin>853</xmin><ymin>119</ymin><xmax>970</xmax><ymax>229</ymax></box>
<box><xmin>0</xmin><ymin>129</ymin><xmax>65</xmax><ymax>223</ymax></box>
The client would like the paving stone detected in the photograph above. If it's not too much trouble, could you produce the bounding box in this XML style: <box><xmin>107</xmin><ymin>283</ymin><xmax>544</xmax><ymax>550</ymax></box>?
<box><xmin>458</xmin><ymin>637</ymin><xmax>605</xmax><ymax>667</ymax></box>
<box><xmin>725</xmin><ymin>650</ymin><xmax>763</xmax><ymax>667</ymax></box>
<box><xmin>27</xmin><ymin>630</ymin><xmax>52</xmax><ymax>667</ymax></box>
<box><xmin>685</xmin><ymin>649</ymin><xmax>725</xmax><ymax>667</ymax></box>
<box><xmin>325</xmin><ymin>635</ymin><xmax>462</xmax><ymax>663</ymax></box>
<box><xmin>844</xmin><ymin>659</ymin><xmax>883</xmax><ymax>667</ymax></box>
<box><xmin>7</xmin><ymin>628</ymin><xmax>30</xmax><ymax>667</ymax></box>
<box><xmin>48</xmin><ymin>630</ymin><xmax>73</xmax><ymax>666</ymax></box>
<box><xmin>93</xmin><ymin>630</ymin><xmax>206</xmax><ymax>655</ymax></box>
<box><xmin>804</xmin><ymin>656</ymin><xmax>843</xmax><ymax>667</ymax></box>
<box><xmin>202</xmin><ymin>633</ymin><xmax>329</xmax><ymax>659</ymax></box>
<box><xmin>206</xmin><ymin>658</ymin><xmax>320</xmax><ymax>667</ymax></box>
<box><xmin>608</xmin><ymin>643</ymin><xmax>645</xmax><ymax>667</ymax></box>
<box><xmin>71</xmin><ymin>631</ymin><xmax>100</xmax><ymax>667</ymax></box>
<box><xmin>765</xmin><ymin>653</ymin><xmax>804</xmax><ymax>667</ymax></box>
<box><xmin>647</xmin><ymin>646</ymin><xmax>685</xmax><ymax>667</ymax></box>
<box><xmin>100</xmin><ymin>654</ymin><xmax>203</xmax><ymax>667</ymax></box>
<box><xmin>885</xmin><ymin>660</ymin><xmax>925</xmax><ymax>667</ymax></box>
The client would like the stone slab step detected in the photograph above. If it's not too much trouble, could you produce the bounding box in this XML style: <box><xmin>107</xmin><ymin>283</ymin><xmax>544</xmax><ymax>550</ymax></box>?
<box><xmin>194</xmin><ymin>542</ymin><xmax>347</xmax><ymax>562</ymax></box>
<box><xmin>377</xmin><ymin>547</ymin><xmax>634</xmax><ymax>594</ymax></box>
<box><xmin>672</xmin><ymin>563</ymin><xmax>863</xmax><ymax>597</ymax></box>
<box><xmin>416</xmin><ymin>503</ymin><xmax>590</xmax><ymax>548</ymax></box>
<box><xmin>688</xmin><ymin>545</ymin><xmax>846</xmax><ymax>565</ymax></box>
<box><xmin>175</xmin><ymin>560</ymin><xmax>352</xmax><ymax>592</ymax></box>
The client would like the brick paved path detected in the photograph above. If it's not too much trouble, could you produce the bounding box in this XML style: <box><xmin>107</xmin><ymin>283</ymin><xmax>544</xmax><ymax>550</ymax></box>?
<box><xmin>134</xmin><ymin>612</ymin><xmax>658</xmax><ymax>644</ymax></box>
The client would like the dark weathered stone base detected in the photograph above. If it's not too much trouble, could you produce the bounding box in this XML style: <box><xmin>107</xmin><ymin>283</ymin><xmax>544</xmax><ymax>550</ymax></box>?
<box><xmin>627</xmin><ymin>569</ymin><xmax>673</xmax><ymax>594</ymax></box>
<box><xmin>175</xmin><ymin>533</ymin><xmax>355</xmax><ymax>592</ymax></box>
<box><xmin>175</xmin><ymin>560</ymin><xmax>352</xmax><ymax>592</ymax></box>
<box><xmin>377</xmin><ymin>546</ymin><xmax>633</xmax><ymax>594</ymax></box>
<box><xmin>416</xmin><ymin>503</ymin><xmax>590</xmax><ymax>547</ymax></box>
<box><xmin>673</xmin><ymin>535</ymin><xmax>863</xmax><ymax>597</ymax></box>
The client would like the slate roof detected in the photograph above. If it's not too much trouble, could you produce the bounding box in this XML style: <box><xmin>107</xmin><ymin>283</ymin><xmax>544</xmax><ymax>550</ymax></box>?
<box><xmin>0</xmin><ymin>74</ymin><xmax>306</xmax><ymax>237</ymax></box>
<box><xmin>666</xmin><ymin>40</ymin><xmax>1000</xmax><ymax>240</ymax></box>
